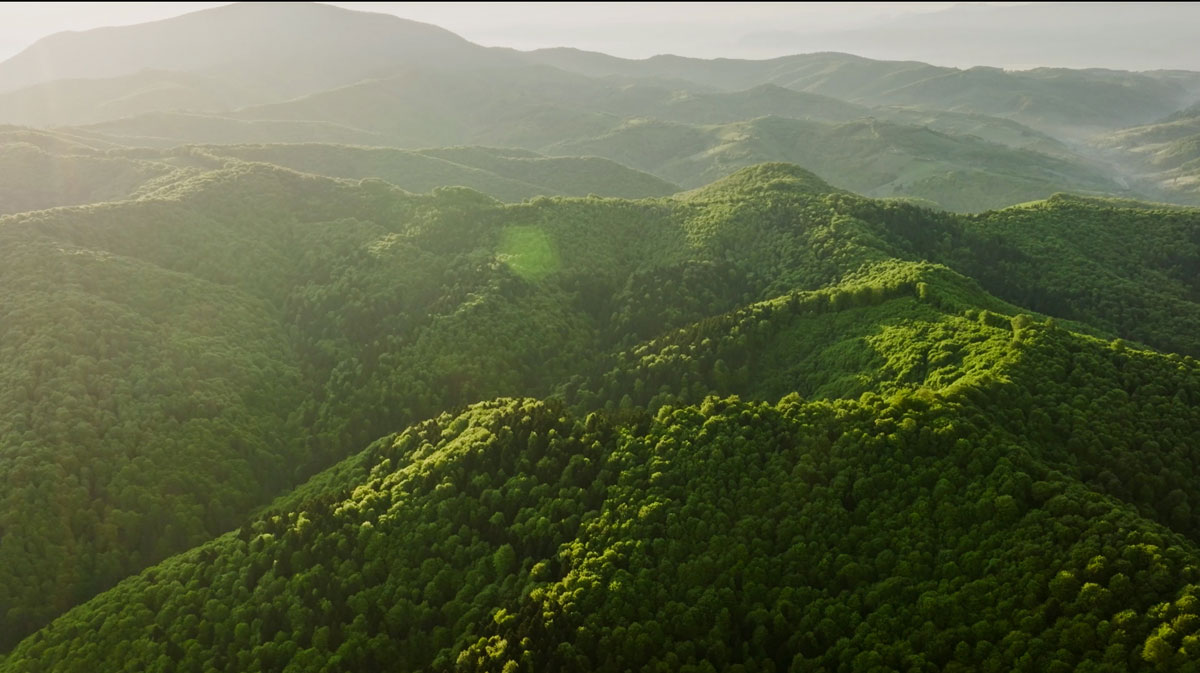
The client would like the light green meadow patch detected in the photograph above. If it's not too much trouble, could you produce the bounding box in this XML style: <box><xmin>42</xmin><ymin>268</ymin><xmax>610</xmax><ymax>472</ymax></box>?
<box><xmin>498</xmin><ymin>225</ymin><xmax>558</xmax><ymax>281</ymax></box>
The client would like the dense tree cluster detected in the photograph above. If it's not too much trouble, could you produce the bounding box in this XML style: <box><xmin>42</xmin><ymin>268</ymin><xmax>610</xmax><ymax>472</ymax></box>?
<box><xmin>844</xmin><ymin>194</ymin><xmax>1200</xmax><ymax>355</ymax></box>
<box><xmin>11</xmin><ymin>339</ymin><xmax>1200</xmax><ymax>672</ymax></box>
<box><xmin>3</xmin><ymin>161</ymin><xmax>1200</xmax><ymax>669</ymax></box>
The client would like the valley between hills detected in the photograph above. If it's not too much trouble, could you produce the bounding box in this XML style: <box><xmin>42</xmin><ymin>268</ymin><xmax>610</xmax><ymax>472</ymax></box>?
<box><xmin>2</xmin><ymin>3</ymin><xmax>1200</xmax><ymax>671</ymax></box>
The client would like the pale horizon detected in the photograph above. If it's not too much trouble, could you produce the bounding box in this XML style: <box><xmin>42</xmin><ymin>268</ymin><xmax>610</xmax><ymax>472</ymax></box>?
<box><xmin>7</xmin><ymin>2</ymin><xmax>1193</xmax><ymax>73</ymax></box>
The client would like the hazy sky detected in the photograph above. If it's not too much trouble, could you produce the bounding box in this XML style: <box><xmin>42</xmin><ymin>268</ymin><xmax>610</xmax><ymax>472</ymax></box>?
<box><xmin>0</xmin><ymin>2</ymin><xmax>1013</xmax><ymax>62</ymax></box>
<box><xmin>2</xmin><ymin>2</ymin><xmax>1193</xmax><ymax>72</ymax></box>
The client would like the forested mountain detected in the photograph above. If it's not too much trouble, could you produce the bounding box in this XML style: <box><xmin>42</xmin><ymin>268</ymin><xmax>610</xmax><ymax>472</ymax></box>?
<box><xmin>2</xmin><ymin>162</ymin><xmax>1200</xmax><ymax>671</ymax></box>
<box><xmin>5</xmin><ymin>3</ymin><xmax>1200</xmax><ymax>670</ymax></box>
<box><xmin>0</xmin><ymin>139</ymin><xmax>185</xmax><ymax>214</ymax></box>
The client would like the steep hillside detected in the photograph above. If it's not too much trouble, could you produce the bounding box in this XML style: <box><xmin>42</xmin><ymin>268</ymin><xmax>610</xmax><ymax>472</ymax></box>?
<box><xmin>11</xmin><ymin>296</ymin><xmax>1200</xmax><ymax>671</ymax></box>
<box><xmin>7</xmin><ymin>4</ymin><xmax>1200</xmax><ymax>670</ymax></box>
<box><xmin>1</xmin><ymin>162</ymin><xmax>1199</xmax><ymax>664</ymax></box>
<box><xmin>0</xmin><ymin>162</ymin><xmax>836</xmax><ymax>644</ymax></box>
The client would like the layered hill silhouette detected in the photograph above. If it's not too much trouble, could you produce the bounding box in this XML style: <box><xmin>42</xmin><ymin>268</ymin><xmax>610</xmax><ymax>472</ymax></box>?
<box><xmin>734</xmin><ymin>2</ymin><xmax>1200</xmax><ymax>71</ymax></box>
<box><xmin>0</xmin><ymin>70</ymin><xmax>271</xmax><ymax>128</ymax></box>
<box><xmin>1</xmin><ymin>3</ymin><xmax>1197</xmax><ymax>212</ymax></box>
<box><xmin>0</xmin><ymin>129</ymin><xmax>679</xmax><ymax>211</ymax></box>
<box><xmin>5</xmin><ymin>3</ymin><xmax>1200</xmax><ymax>671</ymax></box>
<box><xmin>547</xmin><ymin>115</ymin><xmax>1126</xmax><ymax>211</ymax></box>
<box><xmin>42</xmin><ymin>64</ymin><xmax>1131</xmax><ymax>212</ymax></box>
<box><xmin>527</xmin><ymin>49</ymin><xmax>1200</xmax><ymax>137</ymax></box>
<box><xmin>0</xmin><ymin>137</ymin><xmax>184</xmax><ymax>214</ymax></box>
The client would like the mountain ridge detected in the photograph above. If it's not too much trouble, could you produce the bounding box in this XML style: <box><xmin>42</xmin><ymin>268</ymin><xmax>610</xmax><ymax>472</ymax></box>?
<box><xmin>0</xmin><ymin>161</ymin><xmax>1198</xmax><ymax>650</ymax></box>
<box><xmin>0</xmin><ymin>2</ymin><xmax>505</xmax><ymax>95</ymax></box>
<box><xmin>5</xmin><ymin>3</ymin><xmax>1200</xmax><ymax>669</ymax></box>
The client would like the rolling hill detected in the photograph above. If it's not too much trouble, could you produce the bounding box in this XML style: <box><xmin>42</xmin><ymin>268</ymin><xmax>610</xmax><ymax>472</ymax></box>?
<box><xmin>6</xmin><ymin>3</ymin><xmax>1200</xmax><ymax>670</ymax></box>
<box><xmin>0</xmin><ymin>130</ymin><xmax>189</xmax><ymax>214</ymax></box>
<box><xmin>0</xmin><ymin>130</ymin><xmax>679</xmax><ymax>213</ymax></box>
<box><xmin>529</xmin><ymin>50</ymin><xmax>1200</xmax><ymax>137</ymax></box>
<box><xmin>0</xmin><ymin>163</ymin><xmax>1199</xmax><ymax>669</ymax></box>
<box><xmin>549</xmin><ymin>115</ymin><xmax>1129</xmax><ymax>211</ymax></box>
<box><xmin>0</xmin><ymin>70</ymin><xmax>270</xmax><ymax>127</ymax></box>
<box><xmin>190</xmin><ymin>144</ymin><xmax>680</xmax><ymax>200</ymax></box>
<box><xmin>60</xmin><ymin>64</ymin><xmax>1135</xmax><ymax>213</ymax></box>
<box><xmin>0</xmin><ymin>3</ymin><xmax>1188</xmax><ymax>215</ymax></box>
<box><xmin>1</xmin><ymin>162</ymin><xmax>1200</xmax><ymax>657</ymax></box>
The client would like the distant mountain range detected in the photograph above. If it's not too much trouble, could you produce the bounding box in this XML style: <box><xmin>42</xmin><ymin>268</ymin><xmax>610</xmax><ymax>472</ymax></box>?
<box><xmin>0</xmin><ymin>126</ymin><xmax>679</xmax><ymax>213</ymax></box>
<box><xmin>732</xmin><ymin>2</ymin><xmax>1200</xmax><ymax>71</ymax></box>
<box><xmin>0</xmin><ymin>2</ymin><xmax>1196</xmax><ymax>212</ymax></box>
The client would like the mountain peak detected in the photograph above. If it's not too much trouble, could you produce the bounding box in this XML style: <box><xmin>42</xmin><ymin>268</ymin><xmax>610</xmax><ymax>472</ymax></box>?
<box><xmin>682</xmin><ymin>162</ymin><xmax>839</xmax><ymax>200</ymax></box>
<box><xmin>0</xmin><ymin>2</ymin><xmax>498</xmax><ymax>95</ymax></box>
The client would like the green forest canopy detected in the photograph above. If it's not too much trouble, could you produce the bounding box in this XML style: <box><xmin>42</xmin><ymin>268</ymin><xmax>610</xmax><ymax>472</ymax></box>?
<box><xmin>0</xmin><ymin>161</ymin><xmax>1199</xmax><ymax>671</ymax></box>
